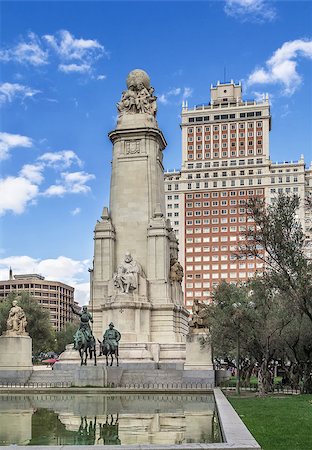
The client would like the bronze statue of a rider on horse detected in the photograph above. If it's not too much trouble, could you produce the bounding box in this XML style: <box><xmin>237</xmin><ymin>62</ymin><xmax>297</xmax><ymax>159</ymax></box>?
<box><xmin>99</xmin><ymin>322</ymin><xmax>121</xmax><ymax>366</ymax></box>
<box><xmin>71</xmin><ymin>305</ymin><xmax>121</xmax><ymax>366</ymax></box>
<box><xmin>71</xmin><ymin>304</ymin><xmax>97</xmax><ymax>366</ymax></box>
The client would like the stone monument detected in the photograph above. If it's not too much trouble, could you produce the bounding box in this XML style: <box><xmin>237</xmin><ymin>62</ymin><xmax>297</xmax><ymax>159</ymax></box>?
<box><xmin>184</xmin><ymin>300</ymin><xmax>213</xmax><ymax>375</ymax></box>
<box><xmin>0</xmin><ymin>298</ymin><xmax>33</xmax><ymax>382</ymax></box>
<box><xmin>89</xmin><ymin>69</ymin><xmax>189</xmax><ymax>366</ymax></box>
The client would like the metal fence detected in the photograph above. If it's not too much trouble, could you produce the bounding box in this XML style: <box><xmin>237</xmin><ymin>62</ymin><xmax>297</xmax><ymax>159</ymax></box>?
<box><xmin>0</xmin><ymin>381</ymin><xmax>72</xmax><ymax>388</ymax></box>
<box><xmin>121</xmin><ymin>382</ymin><xmax>213</xmax><ymax>389</ymax></box>
<box><xmin>0</xmin><ymin>381</ymin><xmax>214</xmax><ymax>390</ymax></box>
<box><xmin>220</xmin><ymin>382</ymin><xmax>301</xmax><ymax>395</ymax></box>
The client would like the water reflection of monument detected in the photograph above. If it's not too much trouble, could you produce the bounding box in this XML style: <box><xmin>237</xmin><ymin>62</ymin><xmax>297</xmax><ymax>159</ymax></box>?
<box><xmin>0</xmin><ymin>394</ymin><xmax>219</xmax><ymax>446</ymax></box>
<box><xmin>89</xmin><ymin>69</ymin><xmax>189</xmax><ymax>365</ymax></box>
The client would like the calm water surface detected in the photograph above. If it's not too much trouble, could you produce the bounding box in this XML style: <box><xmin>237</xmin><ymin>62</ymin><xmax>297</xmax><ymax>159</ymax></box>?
<box><xmin>0</xmin><ymin>393</ymin><xmax>221</xmax><ymax>446</ymax></box>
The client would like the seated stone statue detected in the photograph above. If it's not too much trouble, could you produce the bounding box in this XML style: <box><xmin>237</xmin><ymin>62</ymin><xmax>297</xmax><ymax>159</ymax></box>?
<box><xmin>113</xmin><ymin>252</ymin><xmax>142</xmax><ymax>294</ymax></box>
<box><xmin>189</xmin><ymin>299</ymin><xmax>208</xmax><ymax>329</ymax></box>
<box><xmin>5</xmin><ymin>299</ymin><xmax>28</xmax><ymax>336</ymax></box>
<box><xmin>169</xmin><ymin>257</ymin><xmax>184</xmax><ymax>283</ymax></box>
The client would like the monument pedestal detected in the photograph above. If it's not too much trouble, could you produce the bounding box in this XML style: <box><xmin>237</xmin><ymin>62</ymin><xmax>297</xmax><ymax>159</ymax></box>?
<box><xmin>0</xmin><ymin>335</ymin><xmax>33</xmax><ymax>382</ymax></box>
<box><xmin>184</xmin><ymin>328</ymin><xmax>213</xmax><ymax>371</ymax></box>
<box><xmin>183</xmin><ymin>329</ymin><xmax>214</xmax><ymax>385</ymax></box>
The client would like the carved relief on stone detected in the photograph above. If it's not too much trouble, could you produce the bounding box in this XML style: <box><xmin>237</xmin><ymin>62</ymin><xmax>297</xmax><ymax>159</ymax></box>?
<box><xmin>4</xmin><ymin>299</ymin><xmax>28</xmax><ymax>336</ymax></box>
<box><xmin>113</xmin><ymin>252</ymin><xmax>144</xmax><ymax>294</ymax></box>
<box><xmin>189</xmin><ymin>299</ymin><xmax>208</xmax><ymax>329</ymax></box>
<box><xmin>169</xmin><ymin>256</ymin><xmax>184</xmax><ymax>283</ymax></box>
<box><xmin>117</xmin><ymin>69</ymin><xmax>157</xmax><ymax>117</ymax></box>
<box><xmin>125</xmin><ymin>140</ymin><xmax>140</xmax><ymax>155</ymax></box>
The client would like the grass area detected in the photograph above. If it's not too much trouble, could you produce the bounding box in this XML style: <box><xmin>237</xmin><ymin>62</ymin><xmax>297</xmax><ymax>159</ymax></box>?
<box><xmin>229</xmin><ymin>394</ymin><xmax>312</xmax><ymax>450</ymax></box>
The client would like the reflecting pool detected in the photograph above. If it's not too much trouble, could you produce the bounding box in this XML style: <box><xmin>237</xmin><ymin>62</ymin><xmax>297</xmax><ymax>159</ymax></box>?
<box><xmin>0</xmin><ymin>393</ymin><xmax>221</xmax><ymax>446</ymax></box>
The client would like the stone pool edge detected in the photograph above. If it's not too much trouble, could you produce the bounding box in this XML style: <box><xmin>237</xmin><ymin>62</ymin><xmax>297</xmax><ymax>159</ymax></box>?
<box><xmin>2</xmin><ymin>387</ymin><xmax>261</xmax><ymax>450</ymax></box>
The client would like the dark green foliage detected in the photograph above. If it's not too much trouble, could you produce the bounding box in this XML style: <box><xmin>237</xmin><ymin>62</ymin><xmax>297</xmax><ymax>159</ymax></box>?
<box><xmin>207</xmin><ymin>193</ymin><xmax>312</xmax><ymax>394</ymax></box>
<box><xmin>55</xmin><ymin>322</ymin><xmax>76</xmax><ymax>354</ymax></box>
<box><xmin>0</xmin><ymin>291</ymin><xmax>55</xmax><ymax>354</ymax></box>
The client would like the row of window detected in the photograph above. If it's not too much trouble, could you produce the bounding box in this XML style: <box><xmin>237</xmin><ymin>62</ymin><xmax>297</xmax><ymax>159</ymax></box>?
<box><xmin>186</xmin><ymin>169</ymin><xmax>262</xmax><ymax>179</ymax></box>
<box><xmin>186</xmin><ymin>199</ymin><xmax>247</xmax><ymax>206</ymax></box>
<box><xmin>185</xmin><ymin>179</ymin><xmax>263</xmax><ymax>189</ymax></box>
<box><xmin>187</xmin><ymin>150</ymin><xmax>263</xmax><ymax>159</ymax></box>
<box><xmin>185</xmin><ymin>159</ymin><xmax>263</xmax><ymax>169</ymax></box>
<box><xmin>185</xmin><ymin>262</ymin><xmax>262</xmax><ymax>269</ymax></box>
<box><xmin>186</xmin><ymin>209</ymin><xmax>249</xmax><ymax>215</ymax></box>
<box><xmin>271</xmin><ymin>177</ymin><xmax>299</xmax><ymax>183</ymax></box>
<box><xmin>0</xmin><ymin>284</ymin><xmax>72</xmax><ymax>292</ymax></box>
<box><xmin>185</xmin><ymin>190</ymin><xmax>263</xmax><ymax>198</ymax></box>
<box><xmin>188</xmin><ymin>133</ymin><xmax>263</xmax><ymax>142</ymax></box>
<box><xmin>186</xmin><ymin>218</ymin><xmax>252</xmax><ymax>226</ymax></box>
<box><xmin>188</xmin><ymin>112</ymin><xmax>262</xmax><ymax>123</ymax></box>
<box><xmin>188</xmin><ymin>122</ymin><xmax>263</xmax><ymax>133</ymax></box>
<box><xmin>185</xmin><ymin>270</ymin><xmax>256</xmax><ymax>279</ymax></box>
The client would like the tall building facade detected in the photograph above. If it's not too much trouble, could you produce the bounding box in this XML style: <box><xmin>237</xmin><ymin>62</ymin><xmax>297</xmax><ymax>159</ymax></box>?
<box><xmin>0</xmin><ymin>272</ymin><xmax>77</xmax><ymax>331</ymax></box>
<box><xmin>165</xmin><ymin>81</ymin><xmax>311</xmax><ymax>312</ymax></box>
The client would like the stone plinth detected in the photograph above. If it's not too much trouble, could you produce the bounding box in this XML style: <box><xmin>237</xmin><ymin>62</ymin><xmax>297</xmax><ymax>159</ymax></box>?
<box><xmin>0</xmin><ymin>335</ymin><xmax>33</xmax><ymax>382</ymax></box>
<box><xmin>73</xmin><ymin>366</ymin><xmax>106</xmax><ymax>387</ymax></box>
<box><xmin>184</xmin><ymin>329</ymin><xmax>213</xmax><ymax>371</ymax></box>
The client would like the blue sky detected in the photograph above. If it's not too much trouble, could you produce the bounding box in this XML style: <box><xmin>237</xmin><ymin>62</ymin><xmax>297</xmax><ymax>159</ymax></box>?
<box><xmin>1</xmin><ymin>0</ymin><xmax>312</xmax><ymax>304</ymax></box>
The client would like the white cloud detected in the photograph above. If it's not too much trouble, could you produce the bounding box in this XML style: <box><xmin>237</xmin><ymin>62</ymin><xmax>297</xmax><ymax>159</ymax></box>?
<box><xmin>58</xmin><ymin>63</ymin><xmax>91</xmax><ymax>74</ymax></box>
<box><xmin>43</xmin><ymin>171</ymin><xmax>95</xmax><ymax>197</ymax></box>
<box><xmin>0</xmin><ymin>255</ymin><xmax>90</xmax><ymax>305</ymax></box>
<box><xmin>44</xmin><ymin>184</ymin><xmax>67</xmax><ymax>197</ymax></box>
<box><xmin>74</xmin><ymin>282</ymin><xmax>90</xmax><ymax>306</ymax></box>
<box><xmin>224</xmin><ymin>0</ymin><xmax>276</xmax><ymax>23</ymax></box>
<box><xmin>247</xmin><ymin>39</ymin><xmax>312</xmax><ymax>95</ymax></box>
<box><xmin>38</xmin><ymin>150</ymin><xmax>82</xmax><ymax>169</ymax></box>
<box><xmin>0</xmin><ymin>132</ymin><xmax>33</xmax><ymax>161</ymax></box>
<box><xmin>0</xmin><ymin>30</ymin><xmax>107</xmax><ymax>79</ymax></box>
<box><xmin>71</xmin><ymin>207</ymin><xmax>81</xmax><ymax>216</ymax></box>
<box><xmin>0</xmin><ymin>32</ymin><xmax>48</xmax><ymax>65</ymax></box>
<box><xmin>97</xmin><ymin>74</ymin><xmax>106</xmax><ymax>81</ymax></box>
<box><xmin>158</xmin><ymin>86</ymin><xmax>193</xmax><ymax>105</ymax></box>
<box><xmin>182</xmin><ymin>87</ymin><xmax>193</xmax><ymax>99</ymax></box>
<box><xmin>61</xmin><ymin>171</ymin><xmax>95</xmax><ymax>194</ymax></box>
<box><xmin>0</xmin><ymin>82</ymin><xmax>40</xmax><ymax>105</ymax></box>
<box><xmin>44</xmin><ymin>30</ymin><xmax>105</xmax><ymax>59</ymax></box>
<box><xmin>0</xmin><ymin>176</ymin><xmax>39</xmax><ymax>215</ymax></box>
<box><xmin>0</xmin><ymin>141</ymin><xmax>94</xmax><ymax>214</ymax></box>
<box><xmin>43</xmin><ymin>30</ymin><xmax>107</xmax><ymax>76</ymax></box>
<box><xmin>19</xmin><ymin>163</ymin><xmax>44</xmax><ymax>184</ymax></box>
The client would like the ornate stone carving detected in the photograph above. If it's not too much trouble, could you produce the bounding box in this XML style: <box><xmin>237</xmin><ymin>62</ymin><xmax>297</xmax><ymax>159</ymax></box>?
<box><xmin>113</xmin><ymin>252</ymin><xmax>144</xmax><ymax>294</ymax></box>
<box><xmin>169</xmin><ymin>256</ymin><xmax>184</xmax><ymax>283</ymax></box>
<box><xmin>125</xmin><ymin>140</ymin><xmax>140</xmax><ymax>155</ymax></box>
<box><xmin>4</xmin><ymin>299</ymin><xmax>28</xmax><ymax>336</ymax></box>
<box><xmin>117</xmin><ymin>69</ymin><xmax>157</xmax><ymax>117</ymax></box>
<box><xmin>189</xmin><ymin>299</ymin><xmax>208</xmax><ymax>329</ymax></box>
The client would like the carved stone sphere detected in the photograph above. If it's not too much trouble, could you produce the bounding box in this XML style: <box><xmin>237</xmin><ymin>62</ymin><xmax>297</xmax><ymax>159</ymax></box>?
<box><xmin>126</xmin><ymin>69</ymin><xmax>151</xmax><ymax>90</ymax></box>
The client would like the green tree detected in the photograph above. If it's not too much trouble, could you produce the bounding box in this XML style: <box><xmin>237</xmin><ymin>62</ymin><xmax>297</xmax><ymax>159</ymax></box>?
<box><xmin>0</xmin><ymin>292</ymin><xmax>55</xmax><ymax>355</ymax></box>
<box><xmin>239</xmin><ymin>193</ymin><xmax>312</xmax><ymax>323</ymax></box>
<box><xmin>207</xmin><ymin>279</ymin><xmax>291</xmax><ymax>395</ymax></box>
<box><xmin>55</xmin><ymin>322</ymin><xmax>77</xmax><ymax>354</ymax></box>
<box><xmin>207</xmin><ymin>282</ymin><xmax>255</xmax><ymax>394</ymax></box>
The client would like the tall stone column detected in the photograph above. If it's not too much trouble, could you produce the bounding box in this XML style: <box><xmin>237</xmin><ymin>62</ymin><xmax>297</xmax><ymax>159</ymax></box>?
<box><xmin>90</xmin><ymin>69</ymin><xmax>189</xmax><ymax>358</ymax></box>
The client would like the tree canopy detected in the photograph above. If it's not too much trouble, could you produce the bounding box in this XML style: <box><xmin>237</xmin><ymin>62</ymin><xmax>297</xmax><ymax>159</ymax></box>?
<box><xmin>206</xmin><ymin>193</ymin><xmax>312</xmax><ymax>394</ymax></box>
